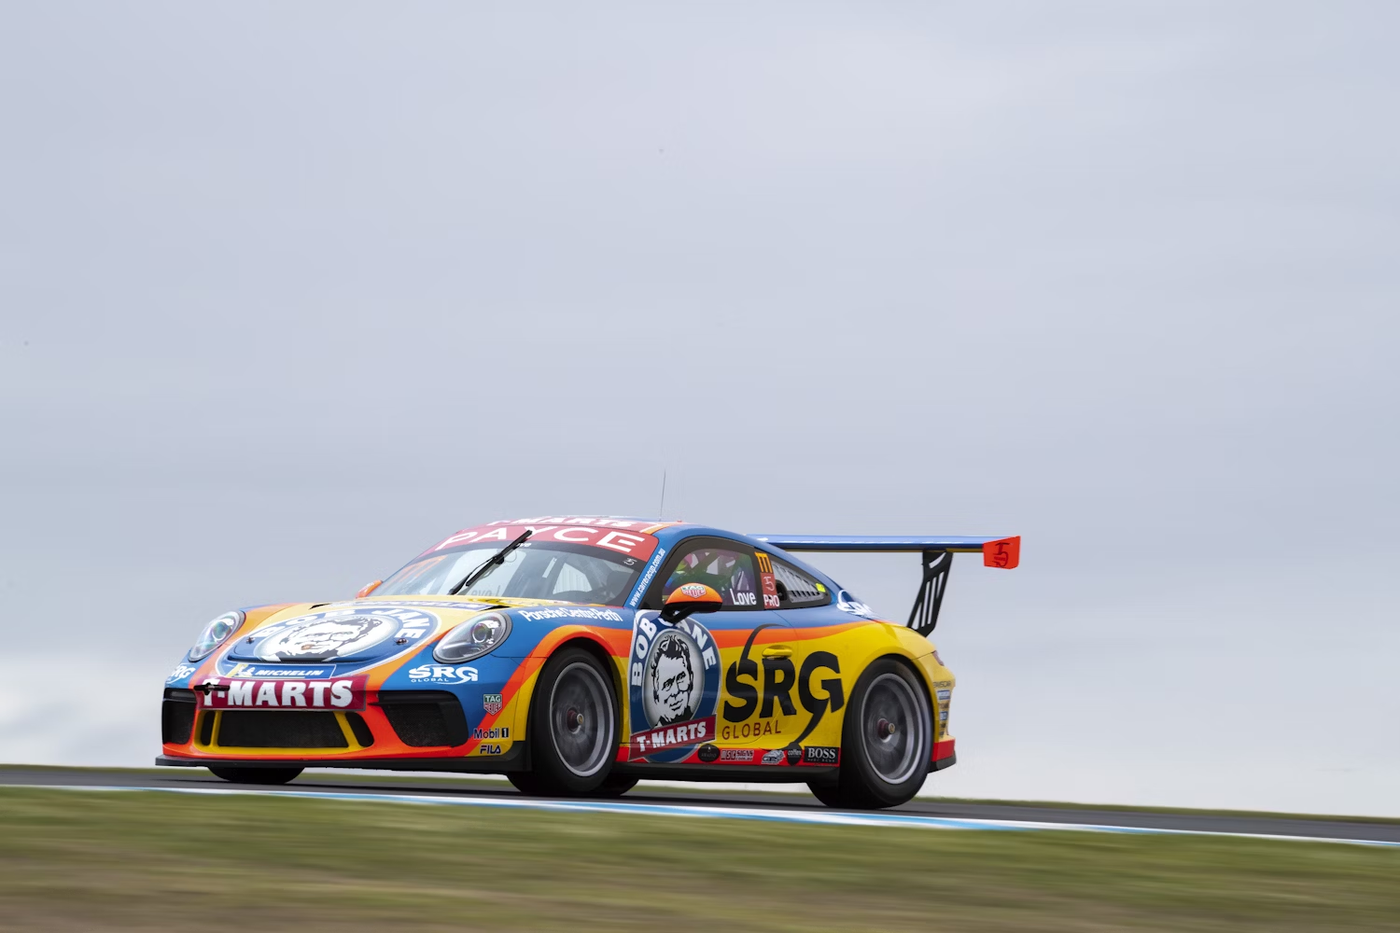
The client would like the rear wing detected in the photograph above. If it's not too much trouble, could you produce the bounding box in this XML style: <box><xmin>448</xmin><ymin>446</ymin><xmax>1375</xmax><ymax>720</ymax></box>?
<box><xmin>751</xmin><ymin>534</ymin><xmax>1020</xmax><ymax>637</ymax></box>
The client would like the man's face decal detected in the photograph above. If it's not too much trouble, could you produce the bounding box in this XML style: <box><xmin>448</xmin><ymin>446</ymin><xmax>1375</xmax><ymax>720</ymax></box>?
<box><xmin>254</xmin><ymin>613</ymin><xmax>397</xmax><ymax>662</ymax></box>
<box><xmin>654</xmin><ymin>654</ymin><xmax>692</xmax><ymax>718</ymax></box>
<box><xmin>292</xmin><ymin>620</ymin><xmax>372</xmax><ymax>654</ymax></box>
<box><xmin>646</xmin><ymin>631</ymin><xmax>699</xmax><ymax>726</ymax></box>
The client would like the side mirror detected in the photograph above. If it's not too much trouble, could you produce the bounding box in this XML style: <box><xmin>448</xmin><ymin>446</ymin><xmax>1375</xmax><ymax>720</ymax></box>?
<box><xmin>660</xmin><ymin>583</ymin><xmax>723</xmax><ymax>623</ymax></box>
<box><xmin>356</xmin><ymin>579</ymin><xmax>383</xmax><ymax>599</ymax></box>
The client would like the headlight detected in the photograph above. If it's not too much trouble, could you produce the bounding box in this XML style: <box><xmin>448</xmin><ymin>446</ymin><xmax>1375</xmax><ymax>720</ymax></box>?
<box><xmin>188</xmin><ymin>610</ymin><xmax>244</xmax><ymax>662</ymax></box>
<box><xmin>434</xmin><ymin>612</ymin><xmax>511</xmax><ymax>663</ymax></box>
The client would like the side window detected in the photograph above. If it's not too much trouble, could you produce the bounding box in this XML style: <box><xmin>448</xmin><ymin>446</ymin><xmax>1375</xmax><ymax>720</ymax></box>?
<box><xmin>660</xmin><ymin>542</ymin><xmax>760</xmax><ymax>609</ymax></box>
<box><xmin>770</xmin><ymin>557</ymin><xmax>832</xmax><ymax>608</ymax></box>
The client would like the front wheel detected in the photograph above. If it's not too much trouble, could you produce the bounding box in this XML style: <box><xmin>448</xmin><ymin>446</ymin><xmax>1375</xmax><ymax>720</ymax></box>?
<box><xmin>589</xmin><ymin>775</ymin><xmax>638</xmax><ymax>798</ymax></box>
<box><xmin>813</xmin><ymin>659</ymin><xmax>932</xmax><ymax>810</ymax></box>
<box><xmin>208</xmin><ymin>766</ymin><xmax>303</xmax><ymax>785</ymax></box>
<box><xmin>518</xmin><ymin>646</ymin><xmax>620</xmax><ymax>796</ymax></box>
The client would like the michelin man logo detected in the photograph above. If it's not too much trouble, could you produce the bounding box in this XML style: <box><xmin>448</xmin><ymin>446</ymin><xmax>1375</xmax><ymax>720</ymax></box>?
<box><xmin>644</xmin><ymin>630</ymin><xmax>700</xmax><ymax>727</ymax></box>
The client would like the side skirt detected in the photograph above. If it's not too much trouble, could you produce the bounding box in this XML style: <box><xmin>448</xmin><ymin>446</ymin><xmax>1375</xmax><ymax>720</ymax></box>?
<box><xmin>612</xmin><ymin>763</ymin><xmax>840</xmax><ymax>783</ymax></box>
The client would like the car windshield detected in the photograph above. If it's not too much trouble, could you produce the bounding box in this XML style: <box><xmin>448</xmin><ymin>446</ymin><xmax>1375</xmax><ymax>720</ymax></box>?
<box><xmin>375</xmin><ymin>541</ymin><xmax>643</xmax><ymax>605</ymax></box>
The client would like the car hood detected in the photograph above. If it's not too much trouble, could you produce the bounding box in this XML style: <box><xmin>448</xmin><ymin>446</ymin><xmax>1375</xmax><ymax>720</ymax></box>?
<box><xmin>211</xmin><ymin>595</ymin><xmax>610</xmax><ymax>678</ymax></box>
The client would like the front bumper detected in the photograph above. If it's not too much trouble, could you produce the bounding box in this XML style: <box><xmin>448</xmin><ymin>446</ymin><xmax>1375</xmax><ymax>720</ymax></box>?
<box><xmin>155</xmin><ymin>746</ymin><xmax>526</xmax><ymax>772</ymax></box>
<box><xmin>160</xmin><ymin>687</ymin><xmax>499</xmax><ymax>767</ymax></box>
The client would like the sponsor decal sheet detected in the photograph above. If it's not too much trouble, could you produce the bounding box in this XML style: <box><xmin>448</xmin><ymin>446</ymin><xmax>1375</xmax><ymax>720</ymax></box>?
<box><xmin>625</xmin><ymin>611</ymin><xmax>847</xmax><ymax>768</ymax></box>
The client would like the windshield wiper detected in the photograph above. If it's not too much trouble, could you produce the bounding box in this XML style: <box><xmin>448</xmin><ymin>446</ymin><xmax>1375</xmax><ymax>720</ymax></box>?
<box><xmin>449</xmin><ymin>529</ymin><xmax>533</xmax><ymax>596</ymax></box>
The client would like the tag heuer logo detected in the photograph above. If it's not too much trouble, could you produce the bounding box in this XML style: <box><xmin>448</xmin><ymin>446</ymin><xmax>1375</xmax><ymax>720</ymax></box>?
<box><xmin>483</xmin><ymin>693</ymin><xmax>503</xmax><ymax>715</ymax></box>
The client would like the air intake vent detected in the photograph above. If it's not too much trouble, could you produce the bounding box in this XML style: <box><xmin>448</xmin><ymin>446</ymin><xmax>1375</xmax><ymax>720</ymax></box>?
<box><xmin>345</xmin><ymin>712</ymin><xmax>375</xmax><ymax>747</ymax></box>
<box><xmin>377</xmin><ymin>691</ymin><xmax>469</xmax><ymax>747</ymax></box>
<box><xmin>161</xmin><ymin>689</ymin><xmax>196</xmax><ymax>744</ymax></box>
<box><xmin>217</xmin><ymin>711</ymin><xmax>349</xmax><ymax>748</ymax></box>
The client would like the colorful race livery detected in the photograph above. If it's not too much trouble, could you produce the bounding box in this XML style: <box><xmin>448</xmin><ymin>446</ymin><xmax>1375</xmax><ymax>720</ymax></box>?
<box><xmin>158</xmin><ymin>516</ymin><xmax>1020</xmax><ymax>809</ymax></box>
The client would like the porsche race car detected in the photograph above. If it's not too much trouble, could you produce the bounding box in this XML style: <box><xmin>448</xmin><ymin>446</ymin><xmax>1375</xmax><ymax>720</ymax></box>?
<box><xmin>158</xmin><ymin>516</ymin><xmax>1019</xmax><ymax>809</ymax></box>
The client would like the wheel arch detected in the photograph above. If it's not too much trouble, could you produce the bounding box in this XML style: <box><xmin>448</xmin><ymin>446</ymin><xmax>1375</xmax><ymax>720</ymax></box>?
<box><xmin>554</xmin><ymin>634</ymin><xmax>627</xmax><ymax>707</ymax></box>
<box><xmin>834</xmin><ymin>650</ymin><xmax>939</xmax><ymax>758</ymax></box>
<box><xmin>513</xmin><ymin>630</ymin><xmax>629</xmax><ymax>756</ymax></box>
<box><xmin>852</xmin><ymin>651</ymin><xmax>937</xmax><ymax>717</ymax></box>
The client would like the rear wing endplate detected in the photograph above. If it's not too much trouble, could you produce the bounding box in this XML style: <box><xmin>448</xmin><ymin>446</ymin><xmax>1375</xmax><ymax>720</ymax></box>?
<box><xmin>751</xmin><ymin>534</ymin><xmax>1020</xmax><ymax>637</ymax></box>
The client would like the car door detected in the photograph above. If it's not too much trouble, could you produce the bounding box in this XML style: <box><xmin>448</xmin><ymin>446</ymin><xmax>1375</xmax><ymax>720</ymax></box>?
<box><xmin>630</xmin><ymin>535</ymin><xmax>788</xmax><ymax>763</ymax></box>
<box><xmin>708</xmin><ymin>545</ymin><xmax>813</xmax><ymax>756</ymax></box>
<box><xmin>747</xmin><ymin>549</ymin><xmax>848</xmax><ymax>765</ymax></box>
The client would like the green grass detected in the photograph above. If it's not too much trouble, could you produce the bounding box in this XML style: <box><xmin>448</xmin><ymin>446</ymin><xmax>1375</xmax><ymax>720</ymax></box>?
<box><xmin>0</xmin><ymin>788</ymin><xmax>1397</xmax><ymax>931</ymax></box>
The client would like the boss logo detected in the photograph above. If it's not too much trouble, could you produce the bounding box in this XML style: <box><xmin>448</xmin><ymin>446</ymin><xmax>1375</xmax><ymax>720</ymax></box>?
<box><xmin>801</xmin><ymin>746</ymin><xmax>839</xmax><ymax>766</ymax></box>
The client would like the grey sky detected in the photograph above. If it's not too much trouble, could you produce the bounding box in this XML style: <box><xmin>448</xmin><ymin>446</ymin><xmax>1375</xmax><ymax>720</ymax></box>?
<box><xmin>2</xmin><ymin>2</ymin><xmax>1396</xmax><ymax>814</ymax></box>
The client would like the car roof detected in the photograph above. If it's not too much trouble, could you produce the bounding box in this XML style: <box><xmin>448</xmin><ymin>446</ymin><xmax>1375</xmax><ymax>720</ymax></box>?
<box><xmin>435</xmin><ymin>517</ymin><xmax>844</xmax><ymax>592</ymax></box>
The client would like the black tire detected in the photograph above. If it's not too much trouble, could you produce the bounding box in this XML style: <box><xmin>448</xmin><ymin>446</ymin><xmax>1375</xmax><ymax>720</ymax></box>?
<box><xmin>509</xmin><ymin>771</ymin><xmax>633</xmax><ymax>798</ymax></box>
<box><xmin>806</xmin><ymin>779</ymin><xmax>844</xmax><ymax>808</ymax></box>
<box><xmin>817</xmin><ymin>658</ymin><xmax>932</xmax><ymax>810</ymax></box>
<box><xmin>208</xmin><ymin>766</ymin><xmax>303</xmax><ymax>785</ymax></box>
<box><xmin>590</xmin><ymin>775</ymin><xmax>638</xmax><ymax>798</ymax></box>
<box><xmin>506</xmin><ymin>772</ymin><xmax>544</xmax><ymax>795</ymax></box>
<box><xmin>519</xmin><ymin>646</ymin><xmax>620</xmax><ymax>796</ymax></box>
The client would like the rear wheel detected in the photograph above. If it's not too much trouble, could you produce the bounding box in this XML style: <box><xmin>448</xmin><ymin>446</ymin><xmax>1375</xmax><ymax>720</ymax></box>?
<box><xmin>812</xmin><ymin>659</ymin><xmax>931</xmax><ymax>810</ymax></box>
<box><xmin>805</xmin><ymin>778</ymin><xmax>844</xmax><ymax>808</ymax></box>
<box><xmin>517</xmin><ymin>646</ymin><xmax>620</xmax><ymax>796</ymax></box>
<box><xmin>208</xmin><ymin>766</ymin><xmax>303</xmax><ymax>785</ymax></box>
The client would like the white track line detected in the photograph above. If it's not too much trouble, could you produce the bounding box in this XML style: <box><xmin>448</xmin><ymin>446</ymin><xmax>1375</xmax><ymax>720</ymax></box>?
<box><xmin>7</xmin><ymin>784</ymin><xmax>1398</xmax><ymax>848</ymax></box>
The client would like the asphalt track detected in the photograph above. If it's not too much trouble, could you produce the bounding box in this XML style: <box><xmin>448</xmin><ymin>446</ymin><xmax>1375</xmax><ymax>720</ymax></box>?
<box><xmin>3</xmin><ymin>767</ymin><xmax>1397</xmax><ymax>846</ymax></box>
